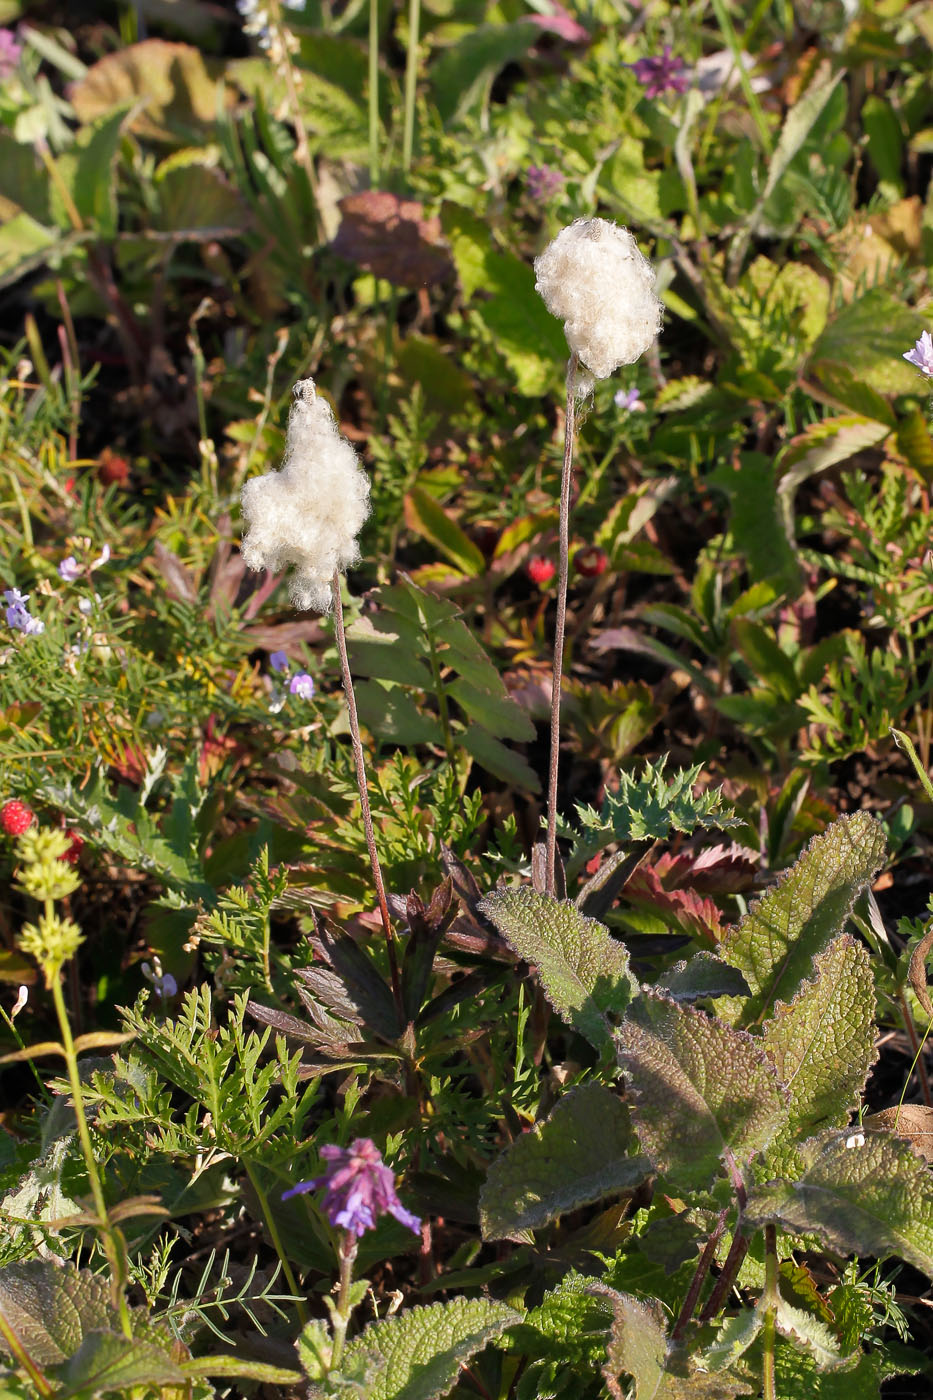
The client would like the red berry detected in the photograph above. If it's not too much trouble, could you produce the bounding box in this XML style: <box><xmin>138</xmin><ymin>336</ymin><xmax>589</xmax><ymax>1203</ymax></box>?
<box><xmin>527</xmin><ymin>555</ymin><xmax>556</xmax><ymax>586</ymax></box>
<box><xmin>1</xmin><ymin>800</ymin><xmax>34</xmax><ymax>836</ymax></box>
<box><xmin>98</xmin><ymin>448</ymin><xmax>130</xmax><ymax>487</ymax></box>
<box><xmin>575</xmin><ymin>545</ymin><xmax>608</xmax><ymax>578</ymax></box>
<box><xmin>64</xmin><ymin>832</ymin><xmax>85</xmax><ymax>864</ymax></box>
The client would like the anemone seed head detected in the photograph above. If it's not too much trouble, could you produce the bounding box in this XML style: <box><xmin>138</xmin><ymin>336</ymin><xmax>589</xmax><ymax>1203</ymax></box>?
<box><xmin>240</xmin><ymin>379</ymin><xmax>371</xmax><ymax>612</ymax></box>
<box><xmin>534</xmin><ymin>218</ymin><xmax>662</xmax><ymax>379</ymax></box>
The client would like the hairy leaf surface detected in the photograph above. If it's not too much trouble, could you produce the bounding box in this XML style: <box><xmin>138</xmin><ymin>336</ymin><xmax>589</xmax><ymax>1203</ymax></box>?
<box><xmin>745</xmin><ymin>1128</ymin><xmax>933</xmax><ymax>1277</ymax></box>
<box><xmin>719</xmin><ymin>813</ymin><xmax>886</xmax><ymax>1027</ymax></box>
<box><xmin>616</xmin><ymin>995</ymin><xmax>788</xmax><ymax>1191</ymax></box>
<box><xmin>479</xmin><ymin>889</ymin><xmax>637</xmax><ymax>1052</ymax></box>
<box><xmin>760</xmin><ymin>934</ymin><xmax>876</xmax><ymax>1135</ymax></box>
<box><xmin>480</xmin><ymin>1084</ymin><xmax>651</xmax><ymax>1239</ymax></box>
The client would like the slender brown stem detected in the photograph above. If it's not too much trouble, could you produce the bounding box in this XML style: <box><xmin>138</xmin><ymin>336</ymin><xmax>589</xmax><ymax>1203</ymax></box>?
<box><xmin>761</xmin><ymin>1224</ymin><xmax>778</xmax><ymax>1400</ymax></box>
<box><xmin>331</xmin><ymin>568</ymin><xmax>403</xmax><ymax>1014</ymax></box>
<box><xmin>698</xmin><ymin>1228</ymin><xmax>749</xmax><ymax>1322</ymax></box>
<box><xmin>672</xmin><ymin>1207</ymin><xmax>729</xmax><ymax>1340</ymax></box>
<box><xmin>545</xmin><ymin>353</ymin><xmax>579</xmax><ymax>896</ymax></box>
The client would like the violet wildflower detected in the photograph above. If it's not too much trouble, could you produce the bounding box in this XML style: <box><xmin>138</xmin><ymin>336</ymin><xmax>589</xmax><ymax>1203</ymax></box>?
<box><xmin>629</xmin><ymin>45</ymin><xmax>690</xmax><ymax>99</ymax></box>
<box><xmin>269</xmin><ymin>649</ymin><xmax>290</xmax><ymax>673</ymax></box>
<box><xmin>614</xmin><ymin>386</ymin><xmax>646</xmax><ymax>412</ymax></box>
<box><xmin>141</xmin><ymin>961</ymin><xmax>178</xmax><ymax>999</ymax></box>
<box><xmin>289</xmin><ymin>671</ymin><xmax>315</xmax><ymax>700</ymax></box>
<box><xmin>282</xmin><ymin>1138</ymin><xmax>421</xmax><ymax>1238</ymax></box>
<box><xmin>0</xmin><ymin>29</ymin><xmax>22</xmax><ymax>79</ymax></box>
<box><xmin>904</xmin><ymin>331</ymin><xmax>933</xmax><ymax>378</ymax></box>
<box><xmin>4</xmin><ymin>588</ymin><xmax>44</xmax><ymax>635</ymax></box>
<box><xmin>58</xmin><ymin>556</ymin><xmax>82</xmax><ymax>582</ymax></box>
<box><xmin>526</xmin><ymin>165</ymin><xmax>565</xmax><ymax>203</ymax></box>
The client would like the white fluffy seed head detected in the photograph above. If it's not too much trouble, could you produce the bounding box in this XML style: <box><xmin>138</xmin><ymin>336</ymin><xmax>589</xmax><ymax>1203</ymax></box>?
<box><xmin>534</xmin><ymin>218</ymin><xmax>662</xmax><ymax>379</ymax></box>
<box><xmin>240</xmin><ymin>379</ymin><xmax>371</xmax><ymax>612</ymax></box>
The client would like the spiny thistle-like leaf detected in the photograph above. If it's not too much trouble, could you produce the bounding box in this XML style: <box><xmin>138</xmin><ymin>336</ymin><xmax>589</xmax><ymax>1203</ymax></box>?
<box><xmin>478</xmin><ymin>889</ymin><xmax>638</xmax><ymax>1052</ymax></box>
<box><xmin>718</xmin><ymin>812</ymin><xmax>886</xmax><ymax>1028</ymax></box>
<box><xmin>774</xmin><ymin>1298</ymin><xmax>845</xmax><ymax>1371</ymax></box>
<box><xmin>573</xmin><ymin>758</ymin><xmax>740</xmax><ymax>846</ymax></box>
<box><xmin>745</xmin><ymin>1127</ymin><xmax>933</xmax><ymax>1278</ymax></box>
<box><xmin>310</xmin><ymin>1298</ymin><xmax>520</xmax><ymax>1400</ymax></box>
<box><xmin>616</xmin><ymin>994</ymin><xmax>789</xmax><ymax>1192</ymax></box>
<box><xmin>479</xmin><ymin>1084</ymin><xmax>651</xmax><ymax>1240</ymax></box>
<box><xmin>760</xmin><ymin>934</ymin><xmax>876</xmax><ymax>1136</ymax></box>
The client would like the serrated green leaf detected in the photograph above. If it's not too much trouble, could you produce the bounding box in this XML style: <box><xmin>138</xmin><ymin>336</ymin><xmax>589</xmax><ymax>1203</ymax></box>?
<box><xmin>760</xmin><ymin>934</ymin><xmax>876</xmax><ymax>1135</ymax></box>
<box><xmin>718</xmin><ymin>812</ymin><xmax>886</xmax><ymax>1028</ymax></box>
<box><xmin>518</xmin><ymin>1273</ymin><xmax>616</xmax><ymax>1366</ymax></box>
<box><xmin>0</xmin><ymin>1261</ymin><xmax>112</xmax><ymax>1367</ymax></box>
<box><xmin>745</xmin><ymin>1127</ymin><xmax>933</xmax><ymax>1277</ymax></box>
<box><xmin>777</xmin><ymin>416</ymin><xmax>891</xmax><ymax>535</ymax></box>
<box><xmin>654</xmin><ymin>954</ymin><xmax>750</xmax><ymax>1003</ymax></box>
<box><xmin>52</xmin><ymin>1330</ymin><xmax>185</xmax><ymax>1397</ymax></box>
<box><xmin>616</xmin><ymin>995</ymin><xmax>789</xmax><ymax>1192</ymax></box>
<box><xmin>809</xmin><ymin>287</ymin><xmax>929</xmax><ymax>394</ymax></box>
<box><xmin>702</xmin><ymin>1308</ymin><xmax>763</xmax><ymax>1372</ymax></box>
<box><xmin>774</xmin><ymin>1339</ymin><xmax>910</xmax><ymax>1398</ymax></box>
<box><xmin>708</xmin><ymin>453</ymin><xmax>800</xmax><ymax>593</ymax></box>
<box><xmin>479</xmin><ymin>1084</ymin><xmax>651</xmax><ymax>1240</ymax></box>
<box><xmin>460</xmin><ymin>724</ymin><xmax>540</xmax><ymax>792</ymax></box>
<box><xmin>478</xmin><ymin>889</ymin><xmax>637</xmax><ymax>1052</ymax></box>
<box><xmin>774</xmin><ymin>1298</ymin><xmax>844</xmax><ymax>1370</ymax></box>
<box><xmin>596</xmin><ymin>1285</ymin><xmax>754</xmax><ymax>1398</ymax></box>
<box><xmin>447</xmin><ymin>678</ymin><xmax>534</xmax><ymax>742</ymax></box>
<box><xmin>318</xmin><ymin>1298</ymin><xmax>520</xmax><ymax>1400</ymax></box>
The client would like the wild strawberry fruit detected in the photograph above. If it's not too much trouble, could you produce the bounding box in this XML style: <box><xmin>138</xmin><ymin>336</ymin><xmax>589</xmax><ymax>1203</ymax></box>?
<box><xmin>575</xmin><ymin>545</ymin><xmax>608</xmax><ymax>578</ymax></box>
<box><xmin>1</xmin><ymin>800</ymin><xmax>35</xmax><ymax>836</ymax></box>
<box><xmin>64</xmin><ymin>831</ymin><xmax>85</xmax><ymax>864</ymax></box>
<box><xmin>528</xmin><ymin>555</ymin><xmax>556</xmax><ymax>586</ymax></box>
<box><xmin>98</xmin><ymin>448</ymin><xmax>130</xmax><ymax>487</ymax></box>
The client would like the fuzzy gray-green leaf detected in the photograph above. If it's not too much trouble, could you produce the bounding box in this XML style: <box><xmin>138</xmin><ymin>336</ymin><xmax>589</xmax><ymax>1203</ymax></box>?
<box><xmin>760</xmin><ymin>934</ymin><xmax>876</xmax><ymax>1136</ymax></box>
<box><xmin>479</xmin><ymin>889</ymin><xmax>637</xmax><ymax>1052</ymax></box>
<box><xmin>719</xmin><ymin>812</ymin><xmax>886</xmax><ymax>1028</ymax></box>
<box><xmin>479</xmin><ymin>1084</ymin><xmax>651</xmax><ymax>1240</ymax></box>
<box><xmin>745</xmin><ymin>1127</ymin><xmax>933</xmax><ymax>1278</ymax></box>
<box><xmin>616</xmin><ymin>994</ymin><xmax>788</xmax><ymax>1192</ymax></box>
<box><xmin>318</xmin><ymin>1298</ymin><xmax>520</xmax><ymax>1400</ymax></box>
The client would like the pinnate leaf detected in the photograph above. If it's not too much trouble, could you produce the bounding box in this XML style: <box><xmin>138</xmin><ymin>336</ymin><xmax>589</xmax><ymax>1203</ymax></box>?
<box><xmin>315</xmin><ymin>1298</ymin><xmax>520</xmax><ymax>1400</ymax></box>
<box><xmin>478</xmin><ymin>889</ymin><xmax>637</xmax><ymax>1052</ymax></box>
<box><xmin>760</xmin><ymin>934</ymin><xmax>876</xmax><ymax>1135</ymax></box>
<box><xmin>745</xmin><ymin>1128</ymin><xmax>933</xmax><ymax>1278</ymax></box>
<box><xmin>479</xmin><ymin>1084</ymin><xmax>651</xmax><ymax>1240</ymax></box>
<box><xmin>616</xmin><ymin>995</ymin><xmax>788</xmax><ymax>1192</ymax></box>
<box><xmin>718</xmin><ymin>812</ymin><xmax>886</xmax><ymax>1028</ymax></box>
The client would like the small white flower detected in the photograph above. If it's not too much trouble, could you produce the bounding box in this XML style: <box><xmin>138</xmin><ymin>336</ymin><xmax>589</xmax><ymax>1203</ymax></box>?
<box><xmin>240</xmin><ymin>379</ymin><xmax>371</xmax><ymax>613</ymax></box>
<box><xmin>534</xmin><ymin>218</ymin><xmax>662</xmax><ymax>379</ymax></box>
<box><xmin>11</xmin><ymin>984</ymin><xmax>27</xmax><ymax>1018</ymax></box>
<box><xmin>90</xmin><ymin>543</ymin><xmax>111</xmax><ymax>570</ymax></box>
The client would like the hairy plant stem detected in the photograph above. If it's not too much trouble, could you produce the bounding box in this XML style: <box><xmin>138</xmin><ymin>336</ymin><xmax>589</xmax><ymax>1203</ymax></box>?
<box><xmin>671</xmin><ymin>1206</ymin><xmax>729</xmax><ymax>1341</ymax></box>
<box><xmin>0</xmin><ymin>1309</ymin><xmax>53</xmax><ymax>1397</ymax></box>
<box><xmin>268</xmin><ymin>0</ymin><xmax>320</xmax><ymax>212</ymax></box>
<box><xmin>331</xmin><ymin>568</ymin><xmax>404</xmax><ymax>1015</ymax></box>
<box><xmin>243</xmin><ymin>1160</ymin><xmax>308</xmax><ymax>1327</ymax></box>
<box><xmin>698</xmin><ymin>1228</ymin><xmax>749</xmax><ymax>1322</ymax></box>
<box><xmin>545</xmin><ymin>353</ymin><xmax>579</xmax><ymax>897</ymax></box>
<box><xmin>761</xmin><ymin>1224</ymin><xmax>779</xmax><ymax>1400</ymax></box>
<box><xmin>402</xmin><ymin>0</ymin><xmax>421</xmax><ymax>172</ymax></box>
<box><xmin>49</xmin><ymin>960</ymin><xmax>132</xmax><ymax>1338</ymax></box>
<box><xmin>330</xmin><ymin>1233</ymin><xmax>360</xmax><ymax>1370</ymax></box>
<box><xmin>368</xmin><ymin>0</ymin><xmax>380</xmax><ymax>184</ymax></box>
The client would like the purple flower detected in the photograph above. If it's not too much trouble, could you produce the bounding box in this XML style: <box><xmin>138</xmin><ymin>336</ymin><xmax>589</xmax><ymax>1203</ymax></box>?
<box><xmin>58</xmin><ymin>556</ymin><xmax>82</xmax><ymax>582</ymax></box>
<box><xmin>283</xmin><ymin>1138</ymin><xmax>421</xmax><ymax>1238</ymax></box>
<box><xmin>141</xmin><ymin>962</ymin><xmax>178</xmax><ymax>999</ymax></box>
<box><xmin>269</xmin><ymin>650</ymin><xmax>290</xmax><ymax>673</ymax></box>
<box><xmin>614</xmin><ymin>386</ymin><xmax>646</xmax><ymax>412</ymax></box>
<box><xmin>629</xmin><ymin>45</ymin><xmax>690</xmax><ymax>99</ymax></box>
<box><xmin>0</xmin><ymin>29</ymin><xmax>22</xmax><ymax>80</ymax></box>
<box><xmin>526</xmin><ymin>165</ymin><xmax>565</xmax><ymax>202</ymax></box>
<box><xmin>289</xmin><ymin>671</ymin><xmax>315</xmax><ymax>700</ymax></box>
<box><xmin>904</xmin><ymin>331</ymin><xmax>933</xmax><ymax>378</ymax></box>
<box><xmin>4</xmin><ymin>588</ymin><xmax>44</xmax><ymax>635</ymax></box>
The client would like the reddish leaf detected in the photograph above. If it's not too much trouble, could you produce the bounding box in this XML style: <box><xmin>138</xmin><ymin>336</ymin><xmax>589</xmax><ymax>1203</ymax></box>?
<box><xmin>331</xmin><ymin>192</ymin><xmax>454</xmax><ymax>289</ymax></box>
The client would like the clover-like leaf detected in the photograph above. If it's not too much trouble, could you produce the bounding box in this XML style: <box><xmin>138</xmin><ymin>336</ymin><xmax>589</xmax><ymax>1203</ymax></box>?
<box><xmin>315</xmin><ymin>1298</ymin><xmax>520</xmax><ymax>1400</ymax></box>
<box><xmin>616</xmin><ymin>995</ymin><xmax>788</xmax><ymax>1192</ymax></box>
<box><xmin>479</xmin><ymin>1084</ymin><xmax>651</xmax><ymax>1240</ymax></box>
<box><xmin>479</xmin><ymin>889</ymin><xmax>637</xmax><ymax>1052</ymax></box>
<box><xmin>719</xmin><ymin>813</ymin><xmax>886</xmax><ymax>1028</ymax></box>
<box><xmin>760</xmin><ymin>934</ymin><xmax>876</xmax><ymax>1136</ymax></box>
<box><xmin>745</xmin><ymin>1127</ymin><xmax>933</xmax><ymax>1278</ymax></box>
